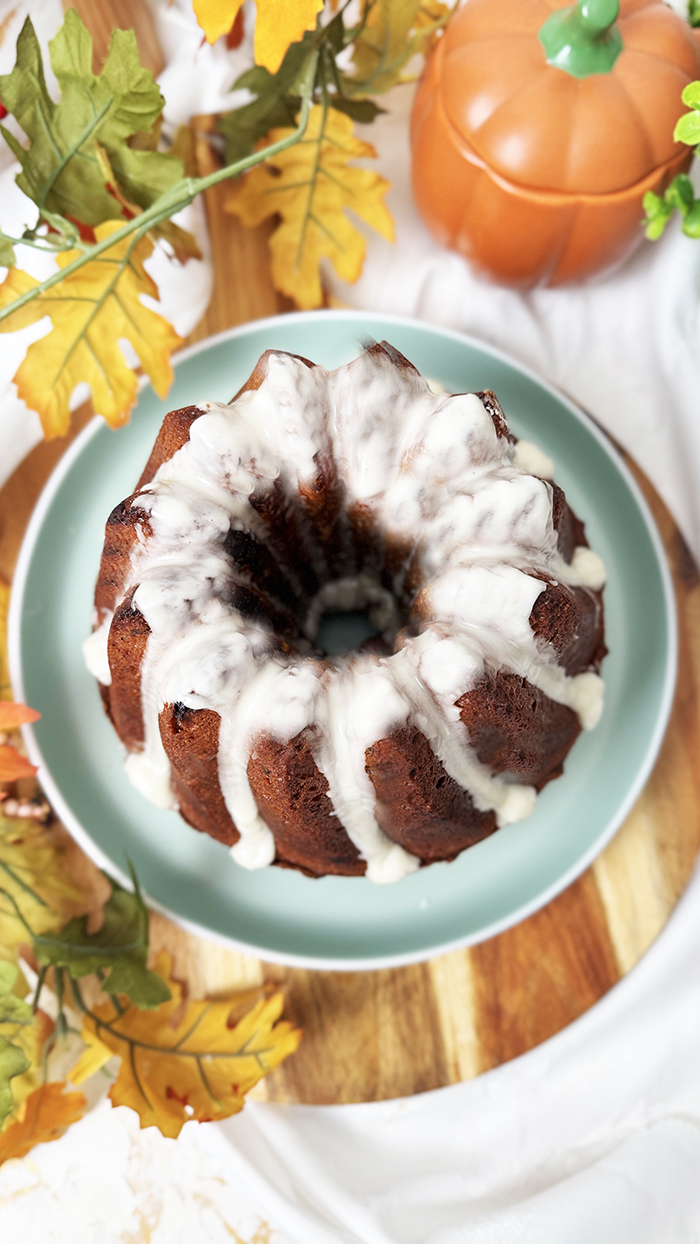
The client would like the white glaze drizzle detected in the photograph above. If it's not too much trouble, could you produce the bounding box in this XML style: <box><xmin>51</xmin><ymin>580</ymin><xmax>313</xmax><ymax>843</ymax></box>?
<box><xmin>513</xmin><ymin>439</ymin><xmax>554</xmax><ymax>479</ymax></box>
<box><xmin>83</xmin><ymin>612</ymin><xmax>113</xmax><ymax>686</ymax></box>
<box><xmin>88</xmin><ymin>348</ymin><xmax>606</xmax><ymax>882</ymax></box>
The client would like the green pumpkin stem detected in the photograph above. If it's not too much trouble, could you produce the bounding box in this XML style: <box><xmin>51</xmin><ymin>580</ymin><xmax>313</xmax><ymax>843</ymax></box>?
<box><xmin>539</xmin><ymin>0</ymin><xmax>623</xmax><ymax>78</ymax></box>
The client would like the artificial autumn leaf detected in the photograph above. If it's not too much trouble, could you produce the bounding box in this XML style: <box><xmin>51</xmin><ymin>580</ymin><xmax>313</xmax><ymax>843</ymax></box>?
<box><xmin>67</xmin><ymin>1027</ymin><xmax>114</xmax><ymax>1086</ymax></box>
<box><xmin>0</xmin><ymin>703</ymin><xmax>40</xmax><ymax>731</ymax></box>
<box><xmin>0</xmin><ymin>747</ymin><xmax>37</xmax><ymax>782</ymax></box>
<box><xmin>0</xmin><ymin>1008</ymin><xmax>54</xmax><ymax>1131</ymax></box>
<box><xmin>350</xmin><ymin>0</ymin><xmax>451</xmax><ymax>95</ymax></box>
<box><xmin>0</xmin><ymin>1082</ymin><xmax>86</xmax><ymax>1163</ymax></box>
<box><xmin>217</xmin><ymin>15</ymin><xmax>386</xmax><ymax>167</ymax></box>
<box><xmin>0</xmin><ymin>807</ymin><xmax>103</xmax><ymax>948</ymax></box>
<box><xmin>0</xmin><ymin>220</ymin><xmax>182</xmax><ymax>438</ymax></box>
<box><xmin>35</xmin><ymin>877</ymin><xmax>171</xmax><ymax>1009</ymax></box>
<box><xmin>0</xmin><ymin>964</ymin><xmax>33</xmax><ymax>1128</ymax></box>
<box><xmin>218</xmin><ymin>39</ymin><xmax>310</xmax><ymax>165</ymax></box>
<box><xmin>193</xmin><ymin>0</ymin><xmax>245</xmax><ymax>44</ymax></box>
<box><xmin>0</xmin><ymin>237</ymin><xmax>15</xmax><ymax>269</ymax></box>
<box><xmin>0</xmin><ymin>962</ymin><xmax>32</xmax><ymax>1027</ymax></box>
<box><xmin>194</xmin><ymin>0</ymin><xmax>324</xmax><ymax>73</ymax></box>
<box><xmin>255</xmin><ymin>0</ymin><xmax>324</xmax><ymax>73</ymax></box>
<box><xmin>81</xmin><ymin>951</ymin><xmax>301</xmax><ymax>1138</ymax></box>
<box><xmin>95</xmin><ymin>141</ymin><xmax>201</xmax><ymax>265</ymax></box>
<box><xmin>0</xmin><ymin>1035</ymin><xmax>29</xmax><ymax>1127</ymax></box>
<box><xmin>228</xmin><ymin>105</ymin><xmax>393</xmax><ymax>309</ymax></box>
<box><xmin>0</xmin><ymin>13</ymin><xmax>182</xmax><ymax>228</ymax></box>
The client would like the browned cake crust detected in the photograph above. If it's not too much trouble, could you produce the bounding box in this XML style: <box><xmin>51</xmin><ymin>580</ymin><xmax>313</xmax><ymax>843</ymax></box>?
<box><xmin>366</xmin><ymin>726</ymin><xmax>497</xmax><ymax>861</ymax></box>
<box><xmin>457</xmin><ymin>673</ymin><xmax>581</xmax><ymax>790</ymax></box>
<box><xmin>91</xmin><ymin>345</ymin><xmax>606</xmax><ymax>877</ymax></box>
<box><xmin>247</xmin><ymin>731</ymin><xmax>365</xmax><ymax>877</ymax></box>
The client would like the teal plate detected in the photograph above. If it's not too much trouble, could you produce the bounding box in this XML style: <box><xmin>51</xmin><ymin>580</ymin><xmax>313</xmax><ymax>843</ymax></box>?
<box><xmin>9</xmin><ymin>312</ymin><xmax>677</xmax><ymax>969</ymax></box>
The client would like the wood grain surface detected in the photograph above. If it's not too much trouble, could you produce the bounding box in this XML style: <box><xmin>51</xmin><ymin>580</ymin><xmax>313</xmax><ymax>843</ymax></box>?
<box><xmin>2</xmin><ymin>0</ymin><xmax>699</xmax><ymax>1106</ymax></box>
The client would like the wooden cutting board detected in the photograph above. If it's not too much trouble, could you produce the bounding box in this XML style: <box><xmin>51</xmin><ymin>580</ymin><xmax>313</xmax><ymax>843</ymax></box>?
<box><xmin>1</xmin><ymin>0</ymin><xmax>698</xmax><ymax>1107</ymax></box>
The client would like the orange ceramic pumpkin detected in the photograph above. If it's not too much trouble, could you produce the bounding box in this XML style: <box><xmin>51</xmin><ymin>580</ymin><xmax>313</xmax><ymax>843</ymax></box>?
<box><xmin>410</xmin><ymin>0</ymin><xmax>700</xmax><ymax>287</ymax></box>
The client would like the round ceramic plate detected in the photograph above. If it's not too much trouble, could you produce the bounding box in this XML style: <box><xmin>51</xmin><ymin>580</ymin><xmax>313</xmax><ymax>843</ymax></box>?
<box><xmin>9</xmin><ymin>311</ymin><xmax>677</xmax><ymax>969</ymax></box>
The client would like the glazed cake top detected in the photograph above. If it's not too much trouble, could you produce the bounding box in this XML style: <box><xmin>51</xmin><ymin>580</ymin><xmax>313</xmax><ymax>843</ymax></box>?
<box><xmin>84</xmin><ymin>344</ymin><xmax>605</xmax><ymax>883</ymax></box>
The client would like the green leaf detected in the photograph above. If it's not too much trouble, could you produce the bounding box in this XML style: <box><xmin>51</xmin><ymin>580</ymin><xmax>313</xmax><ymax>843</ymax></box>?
<box><xmin>0</xmin><ymin>994</ymin><xmax>32</xmax><ymax>1025</ymax></box>
<box><xmin>666</xmin><ymin>173</ymin><xmax>695</xmax><ymax>214</ymax></box>
<box><xmin>682</xmin><ymin>201</ymin><xmax>700</xmax><ymax>237</ymax></box>
<box><xmin>674</xmin><ymin>110</ymin><xmax>700</xmax><ymax>147</ymax></box>
<box><xmin>0</xmin><ymin>237</ymin><xmax>15</xmax><ymax>269</ymax></box>
<box><xmin>217</xmin><ymin>38</ymin><xmax>312</xmax><ymax>165</ymax></box>
<box><xmin>0</xmin><ymin>1035</ymin><xmax>30</xmax><ymax>1127</ymax></box>
<box><xmin>324</xmin><ymin>9</ymin><xmax>349</xmax><ymax>55</ymax></box>
<box><xmin>329</xmin><ymin>96</ymin><xmax>386</xmax><ymax>123</ymax></box>
<box><xmin>0</xmin><ymin>964</ymin><xmax>15</xmax><ymax>995</ymax></box>
<box><xmin>642</xmin><ymin>189</ymin><xmax>673</xmax><ymax>239</ymax></box>
<box><xmin>34</xmin><ymin>876</ymin><xmax>171</xmax><ymax>1010</ymax></box>
<box><xmin>0</xmin><ymin>12</ymin><xmax>182</xmax><ymax>228</ymax></box>
<box><xmin>681</xmin><ymin>79</ymin><xmax>700</xmax><ymax>106</ymax></box>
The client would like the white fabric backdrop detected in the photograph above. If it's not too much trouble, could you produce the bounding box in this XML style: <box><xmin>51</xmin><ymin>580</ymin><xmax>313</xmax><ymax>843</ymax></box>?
<box><xmin>3</xmin><ymin>3</ymin><xmax>700</xmax><ymax>1241</ymax></box>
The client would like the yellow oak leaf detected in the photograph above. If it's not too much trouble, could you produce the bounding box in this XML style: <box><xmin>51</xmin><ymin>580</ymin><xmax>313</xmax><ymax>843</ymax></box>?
<box><xmin>193</xmin><ymin>0</ymin><xmax>244</xmax><ymax>43</ymax></box>
<box><xmin>0</xmin><ymin>221</ymin><xmax>183</xmax><ymax>439</ymax></box>
<box><xmin>194</xmin><ymin>0</ymin><xmax>323</xmax><ymax>72</ymax></box>
<box><xmin>254</xmin><ymin>0</ymin><xmax>324</xmax><ymax>73</ymax></box>
<box><xmin>0</xmin><ymin>1081</ymin><xmax>86</xmax><ymax>1164</ymax></box>
<box><xmin>352</xmin><ymin>0</ymin><xmax>451</xmax><ymax>94</ymax></box>
<box><xmin>67</xmin><ymin>1028</ymin><xmax>114</xmax><ymax>1086</ymax></box>
<box><xmin>227</xmin><ymin>105</ymin><xmax>394</xmax><ymax>309</ymax></box>
<box><xmin>0</xmin><ymin>808</ymin><xmax>108</xmax><ymax>947</ymax></box>
<box><xmin>81</xmin><ymin>951</ymin><xmax>302</xmax><ymax>1139</ymax></box>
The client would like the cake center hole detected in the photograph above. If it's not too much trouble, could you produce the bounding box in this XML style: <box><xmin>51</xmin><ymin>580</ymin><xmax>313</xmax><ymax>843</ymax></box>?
<box><xmin>307</xmin><ymin>576</ymin><xmax>400</xmax><ymax>659</ymax></box>
<box><xmin>316</xmin><ymin>608</ymin><xmax>381</xmax><ymax>657</ymax></box>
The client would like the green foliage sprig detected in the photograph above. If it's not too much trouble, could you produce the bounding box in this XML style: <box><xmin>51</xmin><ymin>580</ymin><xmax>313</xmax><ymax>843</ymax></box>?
<box><xmin>0</xmin><ymin>12</ymin><xmax>320</xmax><ymax>328</ymax></box>
<box><xmin>644</xmin><ymin>82</ymin><xmax>700</xmax><ymax>240</ymax></box>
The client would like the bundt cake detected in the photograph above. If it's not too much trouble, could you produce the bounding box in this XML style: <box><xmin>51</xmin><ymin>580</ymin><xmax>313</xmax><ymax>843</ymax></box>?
<box><xmin>84</xmin><ymin>342</ymin><xmax>606</xmax><ymax>883</ymax></box>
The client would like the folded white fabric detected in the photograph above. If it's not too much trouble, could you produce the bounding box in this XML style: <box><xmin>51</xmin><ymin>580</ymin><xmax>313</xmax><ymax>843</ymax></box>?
<box><xmin>191</xmin><ymin>857</ymin><xmax>700</xmax><ymax>1244</ymax></box>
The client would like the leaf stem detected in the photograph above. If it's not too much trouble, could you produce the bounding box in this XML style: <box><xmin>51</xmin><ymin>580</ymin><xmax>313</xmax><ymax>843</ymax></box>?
<box><xmin>0</xmin><ymin>859</ymin><xmax>48</xmax><ymax>907</ymax></box>
<box><xmin>0</xmin><ymin>885</ymin><xmax>37</xmax><ymax>934</ymax></box>
<box><xmin>0</xmin><ymin>50</ymin><xmax>319</xmax><ymax>328</ymax></box>
<box><xmin>32</xmin><ymin>964</ymin><xmax>48</xmax><ymax>1012</ymax></box>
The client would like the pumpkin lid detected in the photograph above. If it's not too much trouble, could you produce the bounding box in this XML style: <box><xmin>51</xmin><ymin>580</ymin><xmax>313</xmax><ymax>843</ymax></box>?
<box><xmin>437</xmin><ymin>0</ymin><xmax>700</xmax><ymax>194</ymax></box>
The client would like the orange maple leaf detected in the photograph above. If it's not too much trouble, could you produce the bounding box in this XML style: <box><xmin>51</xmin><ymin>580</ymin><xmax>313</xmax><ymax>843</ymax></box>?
<box><xmin>0</xmin><ymin>746</ymin><xmax>37</xmax><ymax>781</ymax></box>
<box><xmin>0</xmin><ymin>703</ymin><xmax>41</xmax><ymax>731</ymax></box>
<box><xmin>0</xmin><ymin>1082</ymin><xmax>86</xmax><ymax>1165</ymax></box>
